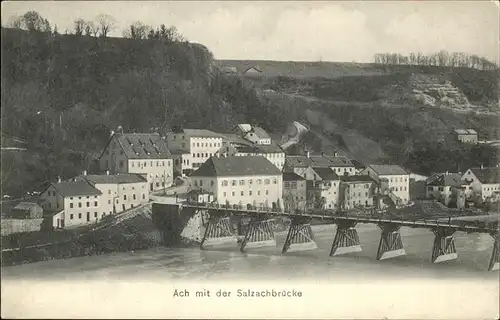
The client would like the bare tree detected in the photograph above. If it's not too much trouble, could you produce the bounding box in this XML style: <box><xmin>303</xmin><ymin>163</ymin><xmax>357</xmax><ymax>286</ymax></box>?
<box><xmin>123</xmin><ymin>21</ymin><xmax>150</xmax><ymax>39</ymax></box>
<box><xmin>96</xmin><ymin>14</ymin><xmax>116</xmax><ymax>37</ymax></box>
<box><xmin>74</xmin><ymin>18</ymin><xmax>86</xmax><ymax>35</ymax></box>
<box><xmin>6</xmin><ymin>15</ymin><xmax>23</xmax><ymax>29</ymax></box>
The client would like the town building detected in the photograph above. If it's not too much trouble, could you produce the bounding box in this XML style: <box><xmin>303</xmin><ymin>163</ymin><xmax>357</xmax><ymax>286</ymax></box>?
<box><xmin>461</xmin><ymin>166</ymin><xmax>500</xmax><ymax>204</ymax></box>
<box><xmin>454</xmin><ymin>129</ymin><xmax>478</xmax><ymax>143</ymax></box>
<box><xmin>99</xmin><ymin>128</ymin><xmax>173</xmax><ymax>192</ymax></box>
<box><xmin>360</xmin><ymin>164</ymin><xmax>410</xmax><ymax>205</ymax></box>
<box><xmin>282</xmin><ymin>172</ymin><xmax>308</xmax><ymax>212</ymax></box>
<box><xmin>189</xmin><ymin>156</ymin><xmax>283</xmax><ymax>209</ymax></box>
<box><xmin>284</xmin><ymin>152</ymin><xmax>356</xmax><ymax>178</ymax></box>
<box><xmin>74</xmin><ymin>172</ymin><xmax>150</xmax><ymax>213</ymax></box>
<box><xmin>243</xmin><ymin>67</ymin><xmax>262</xmax><ymax>77</ymax></box>
<box><xmin>165</xmin><ymin>128</ymin><xmax>225</xmax><ymax>176</ymax></box>
<box><xmin>219</xmin><ymin>133</ymin><xmax>285</xmax><ymax>170</ymax></box>
<box><xmin>307</xmin><ymin>167</ymin><xmax>340</xmax><ymax>210</ymax></box>
<box><xmin>39</xmin><ymin>178</ymin><xmax>103</xmax><ymax>228</ymax></box>
<box><xmin>10</xmin><ymin>202</ymin><xmax>43</xmax><ymax>219</ymax></box>
<box><xmin>425</xmin><ymin>172</ymin><xmax>465</xmax><ymax>207</ymax></box>
<box><xmin>339</xmin><ymin>176</ymin><xmax>377</xmax><ymax>210</ymax></box>
<box><xmin>231</xmin><ymin>124</ymin><xmax>272</xmax><ymax>145</ymax></box>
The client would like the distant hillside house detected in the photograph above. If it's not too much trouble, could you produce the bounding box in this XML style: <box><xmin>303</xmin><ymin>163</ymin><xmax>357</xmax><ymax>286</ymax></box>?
<box><xmin>339</xmin><ymin>175</ymin><xmax>377</xmax><ymax>210</ymax></box>
<box><xmin>11</xmin><ymin>202</ymin><xmax>43</xmax><ymax>219</ymax></box>
<box><xmin>461</xmin><ymin>166</ymin><xmax>500</xmax><ymax>203</ymax></box>
<box><xmin>284</xmin><ymin>152</ymin><xmax>356</xmax><ymax>178</ymax></box>
<box><xmin>39</xmin><ymin>178</ymin><xmax>103</xmax><ymax>228</ymax></box>
<box><xmin>99</xmin><ymin>129</ymin><xmax>173</xmax><ymax>191</ymax></box>
<box><xmin>165</xmin><ymin>128</ymin><xmax>225</xmax><ymax>176</ymax></box>
<box><xmin>425</xmin><ymin>172</ymin><xmax>465</xmax><ymax>208</ymax></box>
<box><xmin>189</xmin><ymin>156</ymin><xmax>283</xmax><ymax>209</ymax></box>
<box><xmin>233</xmin><ymin>124</ymin><xmax>272</xmax><ymax>145</ymax></box>
<box><xmin>218</xmin><ymin>133</ymin><xmax>285</xmax><ymax>170</ymax></box>
<box><xmin>220</xmin><ymin>66</ymin><xmax>238</xmax><ymax>75</ymax></box>
<box><xmin>360</xmin><ymin>164</ymin><xmax>410</xmax><ymax>204</ymax></box>
<box><xmin>454</xmin><ymin>129</ymin><xmax>478</xmax><ymax>143</ymax></box>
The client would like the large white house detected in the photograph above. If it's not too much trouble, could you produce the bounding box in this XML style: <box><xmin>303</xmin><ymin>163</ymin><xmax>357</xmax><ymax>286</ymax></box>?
<box><xmin>188</xmin><ymin>156</ymin><xmax>283</xmax><ymax>209</ymax></box>
<box><xmin>165</xmin><ymin>129</ymin><xmax>225</xmax><ymax>175</ymax></box>
<box><xmin>461</xmin><ymin>166</ymin><xmax>500</xmax><ymax>203</ymax></box>
<box><xmin>360</xmin><ymin>164</ymin><xmax>410</xmax><ymax>204</ymax></box>
<box><xmin>99</xmin><ymin>129</ymin><xmax>173</xmax><ymax>192</ymax></box>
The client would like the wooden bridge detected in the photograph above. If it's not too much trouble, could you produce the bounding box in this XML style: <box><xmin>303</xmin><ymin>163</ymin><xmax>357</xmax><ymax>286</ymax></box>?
<box><xmin>157</xmin><ymin>201</ymin><xmax>500</xmax><ymax>272</ymax></box>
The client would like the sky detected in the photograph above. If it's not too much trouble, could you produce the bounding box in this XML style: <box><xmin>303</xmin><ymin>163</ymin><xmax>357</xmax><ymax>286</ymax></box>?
<box><xmin>1</xmin><ymin>1</ymin><xmax>499</xmax><ymax>63</ymax></box>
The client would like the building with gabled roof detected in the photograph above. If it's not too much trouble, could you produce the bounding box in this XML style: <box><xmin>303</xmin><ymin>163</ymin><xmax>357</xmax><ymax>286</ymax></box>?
<box><xmin>284</xmin><ymin>152</ymin><xmax>356</xmax><ymax>178</ymax></box>
<box><xmin>99</xmin><ymin>129</ymin><xmax>174</xmax><ymax>192</ymax></box>
<box><xmin>454</xmin><ymin>128</ymin><xmax>478</xmax><ymax>143</ymax></box>
<box><xmin>461</xmin><ymin>166</ymin><xmax>500</xmax><ymax>203</ymax></box>
<box><xmin>189</xmin><ymin>156</ymin><xmax>283</xmax><ymax>209</ymax></box>
<box><xmin>165</xmin><ymin>128</ymin><xmax>225</xmax><ymax>176</ymax></box>
<box><xmin>306</xmin><ymin>167</ymin><xmax>341</xmax><ymax>210</ymax></box>
<box><xmin>282</xmin><ymin>172</ymin><xmax>307</xmax><ymax>212</ymax></box>
<box><xmin>11</xmin><ymin>202</ymin><xmax>43</xmax><ymax>219</ymax></box>
<box><xmin>360</xmin><ymin>164</ymin><xmax>410</xmax><ymax>204</ymax></box>
<box><xmin>338</xmin><ymin>175</ymin><xmax>377</xmax><ymax>210</ymax></box>
<box><xmin>426</xmin><ymin>172</ymin><xmax>465</xmax><ymax>208</ymax></box>
<box><xmin>39</xmin><ymin>178</ymin><xmax>103</xmax><ymax>228</ymax></box>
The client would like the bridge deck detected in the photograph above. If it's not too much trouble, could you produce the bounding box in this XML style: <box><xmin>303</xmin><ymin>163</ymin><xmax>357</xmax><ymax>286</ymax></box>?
<box><xmin>170</xmin><ymin>202</ymin><xmax>498</xmax><ymax>233</ymax></box>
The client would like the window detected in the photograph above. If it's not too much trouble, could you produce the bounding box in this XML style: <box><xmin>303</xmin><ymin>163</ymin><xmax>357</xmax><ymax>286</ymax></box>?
<box><xmin>132</xmin><ymin>162</ymin><xmax>135</xmax><ymax>167</ymax></box>
<box><xmin>70</xmin><ymin>203</ymin><xmax>74</xmax><ymax>208</ymax></box>
<box><xmin>200</xmin><ymin>180</ymin><xmax>203</xmax><ymax>187</ymax></box>
<box><xmin>108</xmin><ymin>200</ymin><xmax>111</xmax><ymax>204</ymax></box>
<box><xmin>257</xmin><ymin>179</ymin><xmax>262</xmax><ymax>184</ymax></box>
<box><xmin>249</xmin><ymin>191</ymin><xmax>252</xmax><ymax>196</ymax></box>
<box><xmin>133</xmin><ymin>194</ymin><xmax>136</xmax><ymax>200</ymax></box>
<box><xmin>265</xmin><ymin>190</ymin><xmax>269</xmax><ymax>195</ymax></box>
<box><xmin>248</xmin><ymin>179</ymin><xmax>253</xmax><ymax>185</ymax></box>
<box><xmin>211</xmin><ymin>180</ymin><xmax>214</xmax><ymax>187</ymax></box>
<box><xmin>70</xmin><ymin>197</ymin><xmax>73</xmax><ymax>200</ymax></box>
<box><xmin>241</xmin><ymin>191</ymin><xmax>244</xmax><ymax>196</ymax></box>
<box><xmin>94</xmin><ymin>201</ymin><xmax>98</xmax><ymax>206</ymax></box>
<box><xmin>223</xmin><ymin>192</ymin><xmax>226</xmax><ymax>197</ymax></box>
<box><xmin>232</xmin><ymin>191</ymin><xmax>235</xmax><ymax>196</ymax></box>
<box><xmin>142</xmin><ymin>194</ymin><xmax>145</xmax><ymax>199</ymax></box>
<box><xmin>258</xmin><ymin>190</ymin><xmax>261</xmax><ymax>195</ymax></box>
<box><xmin>222</xmin><ymin>180</ymin><xmax>228</xmax><ymax>187</ymax></box>
<box><xmin>119</xmin><ymin>161</ymin><xmax>124</xmax><ymax>168</ymax></box>
<box><xmin>273</xmin><ymin>179</ymin><xmax>277</xmax><ymax>184</ymax></box>
<box><xmin>124</xmin><ymin>195</ymin><xmax>127</xmax><ymax>200</ymax></box>
<box><xmin>78</xmin><ymin>202</ymin><xmax>82</xmax><ymax>208</ymax></box>
<box><xmin>264</xmin><ymin>179</ymin><xmax>270</xmax><ymax>185</ymax></box>
<box><xmin>239</xmin><ymin>180</ymin><xmax>245</xmax><ymax>186</ymax></box>
<box><xmin>428</xmin><ymin>186</ymin><xmax>433</xmax><ymax>191</ymax></box>
<box><xmin>94</xmin><ymin>212</ymin><xmax>98</xmax><ymax>217</ymax></box>
<box><xmin>291</xmin><ymin>182</ymin><xmax>297</xmax><ymax>189</ymax></box>
<box><xmin>78</xmin><ymin>213</ymin><xmax>82</xmax><ymax>219</ymax></box>
<box><xmin>70</xmin><ymin>214</ymin><xmax>74</xmax><ymax>220</ymax></box>
<box><xmin>232</xmin><ymin>180</ymin><xmax>237</xmax><ymax>186</ymax></box>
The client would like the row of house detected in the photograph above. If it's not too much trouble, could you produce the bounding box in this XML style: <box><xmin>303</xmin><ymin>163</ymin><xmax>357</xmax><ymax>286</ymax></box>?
<box><xmin>426</xmin><ymin>166</ymin><xmax>500</xmax><ymax>208</ymax></box>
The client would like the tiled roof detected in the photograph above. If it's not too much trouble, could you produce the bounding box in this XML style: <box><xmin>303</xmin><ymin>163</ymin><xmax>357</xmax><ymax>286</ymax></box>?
<box><xmin>426</xmin><ymin>173</ymin><xmax>462</xmax><ymax>187</ymax></box>
<box><xmin>224</xmin><ymin>133</ymin><xmax>254</xmax><ymax>146</ymax></box>
<box><xmin>109</xmin><ymin>133</ymin><xmax>172</xmax><ymax>160</ymax></box>
<box><xmin>80</xmin><ymin>173</ymin><xmax>147</xmax><ymax>185</ymax></box>
<box><xmin>454</xmin><ymin>129</ymin><xmax>477</xmax><ymax>135</ymax></box>
<box><xmin>191</xmin><ymin>156</ymin><xmax>281</xmax><ymax>177</ymax></box>
<box><xmin>283</xmin><ymin>172</ymin><xmax>306</xmax><ymax>181</ymax></box>
<box><xmin>286</xmin><ymin>154</ymin><xmax>354</xmax><ymax>168</ymax></box>
<box><xmin>312</xmin><ymin>167</ymin><xmax>339</xmax><ymax>181</ymax></box>
<box><xmin>52</xmin><ymin>180</ymin><xmax>102</xmax><ymax>197</ymax></box>
<box><xmin>368</xmin><ymin>164</ymin><xmax>408</xmax><ymax>176</ymax></box>
<box><xmin>339</xmin><ymin>175</ymin><xmax>375</xmax><ymax>183</ymax></box>
<box><xmin>182</xmin><ymin>129</ymin><xmax>226</xmax><ymax>138</ymax></box>
<box><xmin>351</xmin><ymin>159</ymin><xmax>366</xmax><ymax>170</ymax></box>
<box><xmin>235</xmin><ymin>141</ymin><xmax>284</xmax><ymax>154</ymax></box>
<box><xmin>249</xmin><ymin>127</ymin><xmax>271</xmax><ymax>140</ymax></box>
<box><xmin>470</xmin><ymin>167</ymin><xmax>500</xmax><ymax>184</ymax></box>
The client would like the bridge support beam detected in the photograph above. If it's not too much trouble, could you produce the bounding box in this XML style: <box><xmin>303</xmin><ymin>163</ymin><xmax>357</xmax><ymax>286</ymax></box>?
<box><xmin>330</xmin><ymin>220</ymin><xmax>362</xmax><ymax>256</ymax></box>
<box><xmin>282</xmin><ymin>217</ymin><xmax>317</xmax><ymax>254</ymax></box>
<box><xmin>488</xmin><ymin>232</ymin><xmax>499</xmax><ymax>272</ymax></box>
<box><xmin>240</xmin><ymin>217</ymin><xmax>277</xmax><ymax>252</ymax></box>
<box><xmin>431</xmin><ymin>227</ymin><xmax>458</xmax><ymax>263</ymax></box>
<box><xmin>377</xmin><ymin>223</ymin><xmax>406</xmax><ymax>260</ymax></box>
<box><xmin>200</xmin><ymin>214</ymin><xmax>237</xmax><ymax>249</ymax></box>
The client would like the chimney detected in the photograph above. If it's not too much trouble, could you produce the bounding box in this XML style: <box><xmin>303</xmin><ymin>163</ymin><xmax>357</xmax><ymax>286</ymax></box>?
<box><xmin>116</xmin><ymin>125</ymin><xmax>124</xmax><ymax>134</ymax></box>
<box><xmin>106</xmin><ymin>170</ymin><xmax>110</xmax><ymax>175</ymax></box>
<box><xmin>333</xmin><ymin>152</ymin><xmax>338</xmax><ymax>157</ymax></box>
<box><xmin>306</xmin><ymin>150</ymin><xmax>310</xmax><ymax>159</ymax></box>
<box><xmin>481</xmin><ymin>164</ymin><xmax>484</xmax><ymax>170</ymax></box>
<box><xmin>57</xmin><ymin>176</ymin><xmax>61</xmax><ymax>183</ymax></box>
<box><xmin>83</xmin><ymin>170</ymin><xmax>87</xmax><ymax>176</ymax></box>
<box><xmin>320</xmin><ymin>152</ymin><xmax>326</xmax><ymax>157</ymax></box>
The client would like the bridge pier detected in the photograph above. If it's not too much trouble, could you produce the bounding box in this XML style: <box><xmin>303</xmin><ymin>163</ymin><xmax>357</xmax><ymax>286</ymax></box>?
<box><xmin>200</xmin><ymin>213</ymin><xmax>237</xmax><ymax>249</ymax></box>
<box><xmin>330</xmin><ymin>220</ymin><xmax>362</xmax><ymax>256</ymax></box>
<box><xmin>376</xmin><ymin>223</ymin><xmax>406</xmax><ymax>260</ymax></box>
<box><xmin>240</xmin><ymin>217</ymin><xmax>277</xmax><ymax>252</ymax></box>
<box><xmin>488</xmin><ymin>231</ymin><xmax>499</xmax><ymax>272</ymax></box>
<box><xmin>431</xmin><ymin>227</ymin><xmax>458</xmax><ymax>263</ymax></box>
<box><xmin>282</xmin><ymin>217</ymin><xmax>317</xmax><ymax>254</ymax></box>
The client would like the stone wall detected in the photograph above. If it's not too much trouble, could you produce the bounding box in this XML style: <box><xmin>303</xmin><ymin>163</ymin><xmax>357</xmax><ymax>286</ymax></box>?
<box><xmin>1</xmin><ymin>219</ymin><xmax>43</xmax><ymax>236</ymax></box>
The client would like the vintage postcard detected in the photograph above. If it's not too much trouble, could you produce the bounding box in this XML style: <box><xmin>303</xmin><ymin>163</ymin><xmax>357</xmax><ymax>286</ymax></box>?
<box><xmin>1</xmin><ymin>1</ymin><xmax>499</xmax><ymax>319</ymax></box>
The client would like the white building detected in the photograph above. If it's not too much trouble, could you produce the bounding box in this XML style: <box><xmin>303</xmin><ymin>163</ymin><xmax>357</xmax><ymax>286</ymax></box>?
<box><xmin>39</xmin><ymin>178</ymin><xmax>103</xmax><ymax>228</ymax></box>
<box><xmin>233</xmin><ymin>124</ymin><xmax>271</xmax><ymax>145</ymax></box>
<box><xmin>284</xmin><ymin>152</ymin><xmax>356</xmax><ymax>177</ymax></box>
<box><xmin>426</xmin><ymin>172</ymin><xmax>464</xmax><ymax>207</ymax></box>
<box><xmin>99</xmin><ymin>129</ymin><xmax>173</xmax><ymax>192</ymax></box>
<box><xmin>461</xmin><ymin>166</ymin><xmax>500</xmax><ymax>203</ymax></box>
<box><xmin>360</xmin><ymin>164</ymin><xmax>410</xmax><ymax>204</ymax></box>
<box><xmin>165</xmin><ymin>129</ymin><xmax>225</xmax><ymax>175</ymax></box>
<box><xmin>454</xmin><ymin>129</ymin><xmax>478</xmax><ymax>143</ymax></box>
<box><xmin>188</xmin><ymin>156</ymin><xmax>283</xmax><ymax>209</ymax></box>
<box><xmin>218</xmin><ymin>133</ymin><xmax>285</xmax><ymax>170</ymax></box>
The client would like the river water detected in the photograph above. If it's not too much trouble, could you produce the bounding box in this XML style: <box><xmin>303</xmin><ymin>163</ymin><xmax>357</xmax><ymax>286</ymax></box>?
<box><xmin>2</xmin><ymin>224</ymin><xmax>498</xmax><ymax>281</ymax></box>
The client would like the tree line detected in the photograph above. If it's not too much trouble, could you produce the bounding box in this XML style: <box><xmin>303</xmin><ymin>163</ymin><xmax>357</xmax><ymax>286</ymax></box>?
<box><xmin>373</xmin><ymin>51</ymin><xmax>498</xmax><ymax>71</ymax></box>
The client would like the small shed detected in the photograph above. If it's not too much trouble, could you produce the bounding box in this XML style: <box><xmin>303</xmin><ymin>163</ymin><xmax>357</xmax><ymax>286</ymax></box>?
<box><xmin>11</xmin><ymin>202</ymin><xmax>44</xmax><ymax>219</ymax></box>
